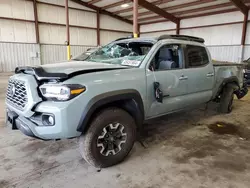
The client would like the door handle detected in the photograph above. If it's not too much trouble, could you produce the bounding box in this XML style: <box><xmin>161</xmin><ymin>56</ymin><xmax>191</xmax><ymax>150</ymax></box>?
<box><xmin>179</xmin><ymin>75</ymin><xmax>188</xmax><ymax>80</ymax></box>
<box><xmin>206</xmin><ymin>72</ymin><xmax>214</xmax><ymax>77</ymax></box>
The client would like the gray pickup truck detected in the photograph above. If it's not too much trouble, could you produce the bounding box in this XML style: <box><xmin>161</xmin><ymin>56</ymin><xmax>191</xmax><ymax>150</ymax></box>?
<box><xmin>6</xmin><ymin>35</ymin><xmax>247</xmax><ymax>168</ymax></box>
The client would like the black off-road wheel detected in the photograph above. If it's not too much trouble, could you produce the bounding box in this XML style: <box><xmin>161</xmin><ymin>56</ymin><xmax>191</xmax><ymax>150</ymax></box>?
<box><xmin>79</xmin><ymin>107</ymin><xmax>136</xmax><ymax>168</ymax></box>
<box><xmin>219</xmin><ymin>85</ymin><xmax>235</xmax><ymax>113</ymax></box>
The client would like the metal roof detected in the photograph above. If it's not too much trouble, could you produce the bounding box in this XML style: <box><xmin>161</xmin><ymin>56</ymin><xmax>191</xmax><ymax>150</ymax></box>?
<box><xmin>77</xmin><ymin>0</ymin><xmax>250</xmax><ymax>25</ymax></box>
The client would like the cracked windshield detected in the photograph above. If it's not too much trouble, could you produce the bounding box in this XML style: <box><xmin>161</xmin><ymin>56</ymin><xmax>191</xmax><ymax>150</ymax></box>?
<box><xmin>85</xmin><ymin>42</ymin><xmax>153</xmax><ymax>67</ymax></box>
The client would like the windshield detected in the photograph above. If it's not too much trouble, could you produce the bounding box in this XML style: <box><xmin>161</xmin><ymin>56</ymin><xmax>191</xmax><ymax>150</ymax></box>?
<box><xmin>85</xmin><ymin>41</ymin><xmax>153</xmax><ymax>67</ymax></box>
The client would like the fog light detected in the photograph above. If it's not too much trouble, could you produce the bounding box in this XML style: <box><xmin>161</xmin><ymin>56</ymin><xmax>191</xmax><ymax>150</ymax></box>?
<box><xmin>48</xmin><ymin>116</ymin><xmax>54</xmax><ymax>125</ymax></box>
<box><xmin>42</xmin><ymin>114</ymin><xmax>55</xmax><ymax>126</ymax></box>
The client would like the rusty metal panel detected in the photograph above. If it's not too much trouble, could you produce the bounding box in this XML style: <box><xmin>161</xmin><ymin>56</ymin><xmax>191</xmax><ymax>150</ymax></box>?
<box><xmin>40</xmin><ymin>44</ymin><xmax>96</xmax><ymax>64</ymax></box>
<box><xmin>0</xmin><ymin>42</ymin><xmax>40</xmax><ymax>72</ymax></box>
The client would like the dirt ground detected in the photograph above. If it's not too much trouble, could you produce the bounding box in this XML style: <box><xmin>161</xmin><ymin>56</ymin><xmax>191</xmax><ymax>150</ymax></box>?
<box><xmin>1</xmin><ymin>73</ymin><xmax>250</xmax><ymax>188</ymax></box>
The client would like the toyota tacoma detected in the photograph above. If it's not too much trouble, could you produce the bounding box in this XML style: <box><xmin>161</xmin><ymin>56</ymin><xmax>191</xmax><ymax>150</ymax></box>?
<box><xmin>6</xmin><ymin>35</ymin><xmax>247</xmax><ymax>168</ymax></box>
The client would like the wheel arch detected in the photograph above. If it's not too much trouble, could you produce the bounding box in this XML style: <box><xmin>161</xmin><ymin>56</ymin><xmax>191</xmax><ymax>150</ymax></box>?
<box><xmin>216</xmin><ymin>76</ymin><xmax>240</xmax><ymax>97</ymax></box>
<box><xmin>77</xmin><ymin>89</ymin><xmax>145</xmax><ymax>133</ymax></box>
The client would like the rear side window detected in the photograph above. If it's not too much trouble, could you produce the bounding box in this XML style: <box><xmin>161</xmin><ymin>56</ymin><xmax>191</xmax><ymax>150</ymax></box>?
<box><xmin>186</xmin><ymin>45</ymin><xmax>209</xmax><ymax>67</ymax></box>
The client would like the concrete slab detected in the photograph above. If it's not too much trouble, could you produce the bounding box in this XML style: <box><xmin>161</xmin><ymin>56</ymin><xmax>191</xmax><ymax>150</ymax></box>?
<box><xmin>1</xmin><ymin>73</ymin><xmax>250</xmax><ymax>188</ymax></box>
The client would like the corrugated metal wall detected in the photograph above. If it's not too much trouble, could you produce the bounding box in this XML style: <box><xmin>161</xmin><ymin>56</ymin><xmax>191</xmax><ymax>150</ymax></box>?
<box><xmin>0</xmin><ymin>42</ymin><xmax>40</xmax><ymax>72</ymax></box>
<box><xmin>0</xmin><ymin>0</ymin><xmax>133</xmax><ymax>71</ymax></box>
<box><xmin>207</xmin><ymin>45</ymin><xmax>242</xmax><ymax>62</ymax></box>
<box><xmin>100</xmin><ymin>14</ymin><xmax>132</xmax><ymax>32</ymax></box>
<box><xmin>140</xmin><ymin>30</ymin><xmax>176</xmax><ymax>37</ymax></box>
<box><xmin>100</xmin><ymin>31</ymin><xmax>131</xmax><ymax>46</ymax></box>
<box><xmin>244</xmin><ymin>46</ymin><xmax>250</xmax><ymax>60</ymax></box>
<box><xmin>40</xmin><ymin>44</ymin><xmax>94</xmax><ymax>64</ymax></box>
<box><xmin>140</xmin><ymin>11</ymin><xmax>250</xmax><ymax>62</ymax></box>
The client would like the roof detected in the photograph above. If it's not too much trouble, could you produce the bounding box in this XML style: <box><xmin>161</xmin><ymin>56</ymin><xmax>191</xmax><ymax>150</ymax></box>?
<box><xmin>114</xmin><ymin>37</ymin><xmax>158</xmax><ymax>43</ymax></box>
<box><xmin>113</xmin><ymin>35</ymin><xmax>205</xmax><ymax>45</ymax></box>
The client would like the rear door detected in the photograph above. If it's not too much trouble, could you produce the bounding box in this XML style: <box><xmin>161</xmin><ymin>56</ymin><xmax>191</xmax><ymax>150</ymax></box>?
<box><xmin>183</xmin><ymin>45</ymin><xmax>214</xmax><ymax>105</ymax></box>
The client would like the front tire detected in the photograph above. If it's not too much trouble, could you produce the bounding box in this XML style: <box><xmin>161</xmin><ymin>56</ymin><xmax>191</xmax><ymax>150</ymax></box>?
<box><xmin>219</xmin><ymin>85</ymin><xmax>235</xmax><ymax>113</ymax></box>
<box><xmin>79</xmin><ymin>107</ymin><xmax>136</xmax><ymax>168</ymax></box>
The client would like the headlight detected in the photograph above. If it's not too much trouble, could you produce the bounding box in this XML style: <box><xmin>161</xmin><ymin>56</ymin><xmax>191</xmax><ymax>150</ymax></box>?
<box><xmin>39</xmin><ymin>84</ymin><xmax>86</xmax><ymax>101</ymax></box>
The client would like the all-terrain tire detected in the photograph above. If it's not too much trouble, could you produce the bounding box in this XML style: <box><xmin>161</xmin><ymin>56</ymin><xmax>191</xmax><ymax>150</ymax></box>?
<box><xmin>219</xmin><ymin>85</ymin><xmax>235</xmax><ymax>113</ymax></box>
<box><xmin>79</xmin><ymin>107</ymin><xmax>136</xmax><ymax>168</ymax></box>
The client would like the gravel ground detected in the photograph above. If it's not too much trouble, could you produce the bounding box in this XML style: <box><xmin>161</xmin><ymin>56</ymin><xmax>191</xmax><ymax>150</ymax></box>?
<box><xmin>1</xmin><ymin>73</ymin><xmax>250</xmax><ymax>188</ymax></box>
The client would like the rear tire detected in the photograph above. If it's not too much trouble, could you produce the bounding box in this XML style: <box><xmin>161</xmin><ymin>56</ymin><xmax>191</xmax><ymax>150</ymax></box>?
<box><xmin>219</xmin><ymin>85</ymin><xmax>235</xmax><ymax>113</ymax></box>
<box><xmin>79</xmin><ymin>107</ymin><xmax>136</xmax><ymax>168</ymax></box>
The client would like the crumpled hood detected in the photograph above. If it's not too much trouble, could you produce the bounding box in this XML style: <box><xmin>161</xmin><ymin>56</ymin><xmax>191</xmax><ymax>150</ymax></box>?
<box><xmin>41</xmin><ymin>60</ymin><xmax>126</xmax><ymax>74</ymax></box>
<box><xmin>15</xmin><ymin>60</ymin><xmax>128</xmax><ymax>81</ymax></box>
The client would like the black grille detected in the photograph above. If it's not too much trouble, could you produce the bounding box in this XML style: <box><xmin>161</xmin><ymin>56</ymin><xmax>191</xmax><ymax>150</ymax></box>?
<box><xmin>6</xmin><ymin>79</ymin><xmax>28</xmax><ymax>110</ymax></box>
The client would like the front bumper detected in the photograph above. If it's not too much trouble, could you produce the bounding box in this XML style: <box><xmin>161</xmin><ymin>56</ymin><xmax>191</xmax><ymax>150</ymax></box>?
<box><xmin>6</xmin><ymin>110</ymin><xmax>45</xmax><ymax>140</ymax></box>
<box><xmin>6</xmin><ymin>98</ymin><xmax>85</xmax><ymax>140</ymax></box>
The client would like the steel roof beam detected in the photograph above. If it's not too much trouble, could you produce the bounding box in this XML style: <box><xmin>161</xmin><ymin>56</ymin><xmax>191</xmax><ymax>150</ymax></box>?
<box><xmin>113</xmin><ymin>0</ymin><xmax>172</xmax><ymax>14</ymax></box>
<box><xmin>102</xmin><ymin>0</ymin><xmax>131</xmax><ymax>10</ymax></box>
<box><xmin>230</xmin><ymin>0</ymin><xmax>249</xmax><ymax>14</ymax></box>
<box><xmin>137</xmin><ymin>0</ymin><xmax>179</xmax><ymax>24</ymax></box>
<box><xmin>88</xmin><ymin>0</ymin><xmax>102</xmax><ymax>4</ymax></box>
<box><xmin>125</xmin><ymin>0</ymin><xmax>216</xmax><ymax>19</ymax></box>
<box><xmin>138</xmin><ymin>2</ymin><xmax>233</xmax><ymax>22</ymax></box>
<box><xmin>70</xmin><ymin>0</ymin><xmax>132</xmax><ymax>24</ymax></box>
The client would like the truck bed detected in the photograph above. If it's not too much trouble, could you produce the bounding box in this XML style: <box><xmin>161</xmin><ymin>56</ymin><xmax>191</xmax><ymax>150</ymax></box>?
<box><xmin>212</xmin><ymin>60</ymin><xmax>245</xmax><ymax>66</ymax></box>
<box><xmin>212</xmin><ymin>60</ymin><xmax>244</xmax><ymax>99</ymax></box>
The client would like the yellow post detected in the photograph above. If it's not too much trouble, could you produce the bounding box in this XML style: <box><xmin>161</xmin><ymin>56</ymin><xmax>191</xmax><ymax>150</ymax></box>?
<box><xmin>67</xmin><ymin>45</ymin><xmax>71</xmax><ymax>60</ymax></box>
<box><xmin>133</xmin><ymin>33</ymin><xmax>138</xmax><ymax>38</ymax></box>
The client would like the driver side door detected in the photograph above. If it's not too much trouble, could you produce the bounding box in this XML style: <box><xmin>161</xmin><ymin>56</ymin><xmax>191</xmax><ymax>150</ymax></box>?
<box><xmin>146</xmin><ymin>43</ymin><xmax>189</xmax><ymax>118</ymax></box>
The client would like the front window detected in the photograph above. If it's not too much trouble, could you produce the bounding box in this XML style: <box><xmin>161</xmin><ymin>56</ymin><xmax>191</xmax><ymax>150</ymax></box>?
<box><xmin>85</xmin><ymin>41</ymin><xmax>153</xmax><ymax>67</ymax></box>
<box><xmin>149</xmin><ymin>44</ymin><xmax>183</xmax><ymax>71</ymax></box>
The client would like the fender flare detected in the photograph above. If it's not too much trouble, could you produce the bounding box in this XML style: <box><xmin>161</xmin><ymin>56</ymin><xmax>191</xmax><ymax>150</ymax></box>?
<box><xmin>76</xmin><ymin>89</ymin><xmax>144</xmax><ymax>133</ymax></box>
<box><xmin>216</xmin><ymin>76</ymin><xmax>240</xmax><ymax>97</ymax></box>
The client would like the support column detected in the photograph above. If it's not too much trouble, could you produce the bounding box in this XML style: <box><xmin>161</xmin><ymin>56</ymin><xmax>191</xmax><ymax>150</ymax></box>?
<box><xmin>65</xmin><ymin>0</ymin><xmax>71</xmax><ymax>60</ymax></box>
<box><xmin>133</xmin><ymin>0</ymin><xmax>138</xmax><ymax>38</ymax></box>
<box><xmin>33</xmin><ymin>0</ymin><xmax>41</xmax><ymax>65</ymax></box>
<box><xmin>33</xmin><ymin>0</ymin><xmax>39</xmax><ymax>43</ymax></box>
<box><xmin>176</xmin><ymin>20</ymin><xmax>180</xmax><ymax>35</ymax></box>
<box><xmin>240</xmin><ymin>12</ymin><xmax>248</xmax><ymax>61</ymax></box>
<box><xmin>97</xmin><ymin>10</ymin><xmax>100</xmax><ymax>46</ymax></box>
